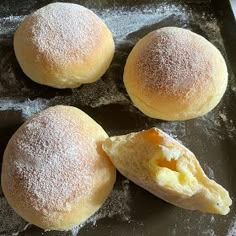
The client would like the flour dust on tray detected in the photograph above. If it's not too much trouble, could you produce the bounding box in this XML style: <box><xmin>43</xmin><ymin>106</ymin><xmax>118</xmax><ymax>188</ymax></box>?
<box><xmin>71</xmin><ymin>179</ymin><xmax>131</xmax><ymax>235</ymax></box>
<box><xmin>0</xmin><ymin>98</ymin><xmax>49</xmax><ymax>119</ymax></box>
<box><xmin>227</xmin><ymin>216</ymin><xmax>236</xmax><ymax>236</ymax></box>
<box><xmin>0</xmin><ymin>15</ymin><xmax>24</xmax><ymax>36</ymax></box>
<box><xmin>0</xmin><ymin>197</ymin><xmax>29</xmax><ymax>235</ymax></box>
<box><xmin>0</xmin><ymin>2</ymin><xmax>235</xmax><ymax>235</ymax></box>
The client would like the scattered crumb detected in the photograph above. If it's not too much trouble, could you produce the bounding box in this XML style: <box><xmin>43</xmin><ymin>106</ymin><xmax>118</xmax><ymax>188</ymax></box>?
<box><xmin>219</xmin><ymin>113</ymin><xmax>227</xmax><ymax>122</ymax></box>
<box><xmin>210</xmin><ymin>216</ymin><xmax>215</xmax><ymax>224</ymax></box>
<box><xmin>204</xmin><ymin>164</ymin><xmax>215</xmax><ymax>179</ymax></box>
<box><xmin>231</xmin><ymin>86</ymin><xmax>236</xmax><ymax>92</ymax></box>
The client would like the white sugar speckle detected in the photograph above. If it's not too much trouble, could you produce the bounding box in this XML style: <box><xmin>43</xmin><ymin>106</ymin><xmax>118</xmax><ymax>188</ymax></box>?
<box><xmin>17</xmin><ymin>3</ymin><xmax>107</xmax><ymax>67</ymax></box>
<box><xmin>3</xmin><ymin>106</ymin><xmax>102</xmax><ymax>214</ymax></box>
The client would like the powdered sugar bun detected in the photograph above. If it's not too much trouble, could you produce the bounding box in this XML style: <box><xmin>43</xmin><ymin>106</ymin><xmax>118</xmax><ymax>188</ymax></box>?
<box><xmin>14</xmin><ymin>3</ymin><xmax>115</xmax><ymax>88</ymax></box>
<box><xmin>1</xmin><ymin>105</ymin><xmax>116</xmax><ymax>230</ymax></box>
<box><xmin>124</xmin><ymin>27</ymin><xmax>228</xmax><ymax>121</ymax></box>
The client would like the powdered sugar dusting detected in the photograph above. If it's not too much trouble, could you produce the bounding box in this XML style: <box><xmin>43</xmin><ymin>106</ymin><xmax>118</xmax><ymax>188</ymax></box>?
<box><xmin>0</xmin><ymin>1</ymin><xmax>235</xmax><ymax>235</ymax></box>
<box><xmin>0</xmin><ymin>179</ymin><xmax>131</xmax><ymax>236</ymax></box>
<box><xmin>17</xmin><ymin>2</ymin><xmax>105</xmax><ymax>66</ymax></box>
<box><xmin>0</xmin><ymin>2</ymin><xmax>231</xmax><ymax>115</ymax></box>
<box><xmin>2</xmin><ymin>106</ymin><xmax>97</xmax><ymax>213</ymax></box>
<box><xmin>135</xmin><ymin>27</ymin><xmax>219</xmax><ymax>100</ymax></box>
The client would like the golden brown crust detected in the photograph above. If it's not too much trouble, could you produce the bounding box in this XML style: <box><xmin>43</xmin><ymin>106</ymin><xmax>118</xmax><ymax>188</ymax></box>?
<box><xmin>14</xmin><ymin>3</ymin><xmax>115</xmax><ymax>88</ymax></box>
<box><xmin>1</xmin><ymin>105</ymin><xmax>116</xmax><ymax>230</ymax></box>
<box><xmin>124</xmin><ymin>27</ymin><xmax>228</xmax><ymax>120</ymax></box>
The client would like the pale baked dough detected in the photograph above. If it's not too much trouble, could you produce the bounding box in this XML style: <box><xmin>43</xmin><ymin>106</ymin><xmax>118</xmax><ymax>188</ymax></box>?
<box><xmin>124</xmin><ymin>27</ymin><xmax>228</xmax><ymax>121</ymax></box>
<box><xmin>1</xmin><ymin>105</ymin><xmax>116</xmax><ymax>230</ymax></box>
<box><xmin>102</xmin><ymin>128</ymin><xmax>232</xmax><ymax>215</ymax></box>
<box><xmin>14</xmin><ymin>3</ymin><xmax>115</xmax><ymax>88</ymax></box>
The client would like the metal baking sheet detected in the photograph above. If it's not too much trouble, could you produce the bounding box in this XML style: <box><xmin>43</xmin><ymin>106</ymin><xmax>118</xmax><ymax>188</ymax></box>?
<box><xmin>0</xmin><ymin>0</ymin><xmax>236</xmax><ymax>235</ymax></box>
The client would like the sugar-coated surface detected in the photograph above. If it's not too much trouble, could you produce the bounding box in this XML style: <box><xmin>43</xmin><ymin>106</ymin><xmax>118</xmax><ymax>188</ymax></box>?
<box><xmin>17</xmin><ymin>3</ymin><xmax>105</xmax><ymax>66</ymax></box>
<box><xmin>136</xmin><ymin>28</ymin><xmax>216</xmax><ymax>97</ymax></box>
<box><xmin>0</xmin><ymin>1</ymin><xmax>235</xmax><ymax>236</ymax></box>
<box><xmin>3</xmin><ymin>106</ymin><xmax>97</xmax><ymax>213</ymax></box>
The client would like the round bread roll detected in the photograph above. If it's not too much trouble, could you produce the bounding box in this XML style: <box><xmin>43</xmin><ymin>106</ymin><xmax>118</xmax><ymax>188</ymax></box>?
<box><xmin>124</xmin><ymin>27</ymin><xmax>228</xmax><ymax>121</ymax></box>
<box><xmin>14</xmin><ymin>3</ymin><xmax>115</xmax><ymax>88</ymax></box>
<box><xmin>1</xmin><ymin>105</ymin><xmax>116</xmax><ymax>230</ymax></box>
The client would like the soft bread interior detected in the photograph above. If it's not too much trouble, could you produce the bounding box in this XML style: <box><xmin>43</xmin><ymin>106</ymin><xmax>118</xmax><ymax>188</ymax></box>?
<box><xmin>102</xmin><ymin>128</ymin><xmax>232</xmax><ymax>215</ymax></box>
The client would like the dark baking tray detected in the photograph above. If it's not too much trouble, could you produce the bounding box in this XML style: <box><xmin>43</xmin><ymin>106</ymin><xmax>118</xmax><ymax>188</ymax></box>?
<box><xmin>0</xmin><ymin>0</ymin><xmax>236</xmax><ymax>235</ymax></box>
